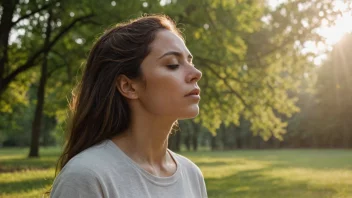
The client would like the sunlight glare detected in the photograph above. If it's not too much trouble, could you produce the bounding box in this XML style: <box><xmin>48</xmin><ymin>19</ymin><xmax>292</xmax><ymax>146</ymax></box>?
<box><xmin>304</xmin><ymin>1</ymin><xmax>352</xmax><ymax>65</ymax></box>
<box><xmin>317</xmin><ymin>13</ymin><xmax>352</xmax><ymax>45</ymax></box>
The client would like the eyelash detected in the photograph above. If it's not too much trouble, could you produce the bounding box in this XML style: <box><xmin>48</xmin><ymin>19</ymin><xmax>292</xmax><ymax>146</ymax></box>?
<box><xmin>167</xmin><ymin>63</ymin><xmax>195</xmax><ymax>70</ymax></box>
<box><xmin>167</xmin><ymin>64</ymin><xmax>179</xmax><ymax>70</ymax></box>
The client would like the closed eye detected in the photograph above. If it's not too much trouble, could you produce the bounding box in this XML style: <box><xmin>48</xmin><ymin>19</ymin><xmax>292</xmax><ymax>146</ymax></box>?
<box><xmin>167</xmin><ymin>64</ymin><xmax>179</xmax><ymax>70</ymax></box>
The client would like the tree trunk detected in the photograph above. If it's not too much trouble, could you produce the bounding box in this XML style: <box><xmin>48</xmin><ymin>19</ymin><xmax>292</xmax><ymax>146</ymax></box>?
<box><xmin>175</xmin><ymin>130</ymin><xmax>181</xmax><ymax>151</ymax></box>
<box><xmin>191</xmin><ymin>121</ymin><xmax>199</xmax><ymax>151</ymax></box>
<box><xmin>235</xmin><ymin>127</ymin><xmax>242</xmax><ymax>149</ymax></box>
<box><xmin>184</xmin><ymin>129</ymin><xmax>191</xmax><ymax>151</ymax></box>
<box><xmin>41</xmin><ymin>116</ymin><xmax>52</xmax><ymax>147</ymax></box>
<box><xmin>28</xmin><ymin>53</ymin><xmax>48</xmax><ymax>157</ymax></box>
<box><xmin>211</xmin><ymin>135</ymin><xmax>218</xmax><ymax>151</ymax></box>
<box><xmin>0</xmin><ymin>0</ymin><xmax>18</xmax><ymax>91</ymax></box>
<box><xmin>191</xmin><ymin>131</ymin><xmax>198</xmax><ymax>151</ymax></box>
<box><xmin>28</xmin><ymin>9</ymin><xmax>52</xmax><ymax>158</ymax></box>
<box><xmin>220</xmin><ymin>123</ymin><xmax>228</xmax><ymax>150</ymax></box>
<box><xmin>42</xmin><ymin>128</ymin><xmax>49</xmax><ymax>147</ymax></box>
<box><xmin>179</xmin><ymin>120</ymin><xmax>191</xmax><ymax>151</ymax></box>
<box><xmin>168</xmin><ymin>131</ymin><xmax>181</xmax><ymax>152</ymax></box>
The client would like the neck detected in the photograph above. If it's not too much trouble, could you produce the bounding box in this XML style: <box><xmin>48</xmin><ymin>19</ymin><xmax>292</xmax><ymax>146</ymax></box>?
<box><xmin>111</xmin><ymin>109</ymin><xmax>177</xmax><ymax>166</ymax></box>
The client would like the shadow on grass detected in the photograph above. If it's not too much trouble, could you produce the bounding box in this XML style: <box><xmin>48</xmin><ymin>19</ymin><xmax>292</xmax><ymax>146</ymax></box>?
<box><xmin>185</xmin><ymin>149</ymin><xmax>352</xmax><ymax>171</ymax></box>
<box><xmin>0</xmin><ymin>148</ymin><xmax>61</xmax><ymax>172</ymax></box>
<box><xmin>0</xmin><ymin>157</ymin><xmax>58</xmax><ymax>172</ymax></box>
<box><xmin>243</xmin><ymin>150</ymin><xmax>352</xmax><ymax>171</ymax></box>
<box><xmin>205</xmin><ymin>168</ymin><xmax>337</xmax><ymax>198</ymax></box>
<box><xmin>1</xmin><ymin>149</ymin><xmax>350</xmax><ymax>198</ymax></box>
<box><xmin>0</xmin><ymin>177</ymin><xmax>53</xmax><ymax>195</ymax></box>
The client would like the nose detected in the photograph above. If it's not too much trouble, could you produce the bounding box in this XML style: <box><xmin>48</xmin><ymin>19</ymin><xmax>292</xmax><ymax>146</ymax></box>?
<box><xmin>187</xmin><ymin>66</ymin><xmax>202</xmax><ymax>83</ymax></box>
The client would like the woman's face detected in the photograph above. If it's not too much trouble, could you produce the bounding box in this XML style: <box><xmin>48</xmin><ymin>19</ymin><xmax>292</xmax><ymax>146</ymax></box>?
<box><xmin>136</xmin><ymin>30</ymin><xmax>202</xmax><ymax>120</ymax></box>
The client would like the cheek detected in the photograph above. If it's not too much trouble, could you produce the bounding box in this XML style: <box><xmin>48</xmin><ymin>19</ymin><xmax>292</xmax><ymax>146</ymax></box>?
<box><xmin>142</xmin><ymin>72</ymin><xmax>185</xmax><ymax>115</ymax></box>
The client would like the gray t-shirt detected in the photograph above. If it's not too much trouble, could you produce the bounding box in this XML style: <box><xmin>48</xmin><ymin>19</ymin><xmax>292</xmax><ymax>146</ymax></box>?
<box><xmin>51</xmin><ymin>139</ymin><xmax>208</xmax><ymax>198</ymax></box>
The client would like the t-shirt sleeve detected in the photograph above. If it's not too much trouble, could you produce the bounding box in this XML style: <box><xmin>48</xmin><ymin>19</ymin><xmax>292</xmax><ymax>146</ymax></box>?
<box><xmin>174</xmin><ymin>152</ymin><xmax>208</xmax><ymax>198</ymax></box>
<box><xmin>50</xmin><ymin>166</ymin><xmax>104</xmax><ymax>198</ymax></box>
<box><xmin>195</xmin><ymin>166</ymin><xmax>208</xmax><ymax>198</ymax></box>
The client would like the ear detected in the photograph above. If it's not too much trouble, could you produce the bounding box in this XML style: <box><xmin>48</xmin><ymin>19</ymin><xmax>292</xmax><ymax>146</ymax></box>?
<box><xmin>116</xmin><ymin>75</ymin><xmax>139</xmax><ymax>100</ymax></box>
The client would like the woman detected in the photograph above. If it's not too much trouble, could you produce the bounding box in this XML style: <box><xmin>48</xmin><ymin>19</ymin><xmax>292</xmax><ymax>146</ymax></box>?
<box><xmin>50</xmin><ymin>15</ymin><xmax>207</xmax><ymax>198</ymax></box>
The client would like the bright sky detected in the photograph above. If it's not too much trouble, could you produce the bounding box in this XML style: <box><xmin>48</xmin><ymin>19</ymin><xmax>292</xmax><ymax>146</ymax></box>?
<box><xmin>268</xmin><ymin>0</ymin><xmax>352</xmax><ymax>65</ymax></box>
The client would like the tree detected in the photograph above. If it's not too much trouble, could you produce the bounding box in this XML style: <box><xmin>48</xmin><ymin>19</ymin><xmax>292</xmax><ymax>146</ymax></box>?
<box><xmin>2</xmin><ymin>0</ymin><xmax>351</xmax><ymax>151</ymax></box>
<box><xmin>28</xmin><ymin>8</ymin><xmax>53</xmax><ymax>157</ymax></box>
<box><xmin>159</xmin><ymin>0</ymin><xmax>348</xmax><ymax>141</ymax></box>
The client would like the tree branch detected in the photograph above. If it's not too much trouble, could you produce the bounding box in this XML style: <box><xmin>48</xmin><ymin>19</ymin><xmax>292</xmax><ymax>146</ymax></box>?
<box><xmin>0</xmin><ymin>13</ymin><xmax>94</xmax><ymax>94</ymax></box>
<box><xmin>12</xmin><ymin>0</ymin><xmax>60</xmax><ymax>26</ymax></box>
<box><xmin>196</xmin><ymin>56</ymin><xmax>245</xmax><ymax>83</ymax></box>
<box><xmin>200</xmin><ymin>61</ymin><xmax>249</xmax><ymax>108</ymax></box>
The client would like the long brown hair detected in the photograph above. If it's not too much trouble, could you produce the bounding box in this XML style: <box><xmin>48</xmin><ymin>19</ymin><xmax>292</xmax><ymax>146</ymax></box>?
<box><xmin>56</xmin><ymin>15</ymin><xmax>183</xmax><ymax>172</ymax></box>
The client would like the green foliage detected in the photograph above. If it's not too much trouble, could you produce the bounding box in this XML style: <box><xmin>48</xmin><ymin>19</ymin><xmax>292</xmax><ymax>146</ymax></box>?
<box><xmin>1</xmin><ymin>0</ymin><xmax>352</xmax><ymax>147</ymax></box>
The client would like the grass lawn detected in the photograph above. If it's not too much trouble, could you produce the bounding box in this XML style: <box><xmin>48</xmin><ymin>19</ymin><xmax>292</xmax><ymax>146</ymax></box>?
<box><xmin>0</xmin><ymin>148</ymin><xmax>351</xmax><ymax>198</ymax></box>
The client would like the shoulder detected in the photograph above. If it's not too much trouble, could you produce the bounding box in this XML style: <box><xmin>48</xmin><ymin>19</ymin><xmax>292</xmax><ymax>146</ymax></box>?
<box><xmin>53</xmin><ymin>140</ymin><xmax>119</xmax><ymax>186</ymax></box>
<box><xmin>53</xmin><ymin>141</ymin><xmax>113</xmax><ymax>184</ymax></box>
<box><xmin>51</xmin><ymin>157</ymin><xmax>104</xmax><ymax>197</ymax></box>
<box><xmin>169</xmin><ymin>151</ymin><xmax>208</xmax><ymax>198</ymax></box>
<box><xmin>63</xmin><ymin>140</ymin><xmax>121</xmax><ymax>172</ymax></box>
<box><xmin>51</xmin><ymin>140</ymin><xmax>117</xmax><ymax>197</ymax></box>
<box><xmin>54</xmin><ymin>161</ymin><xmax>101</xmax><ymax>186</ymax></box>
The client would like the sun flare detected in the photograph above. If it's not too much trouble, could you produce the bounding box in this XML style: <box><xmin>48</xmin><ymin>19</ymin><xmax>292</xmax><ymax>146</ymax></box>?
<box><xmin>318</xmin><ymin>12</ymin><xmax>352</xmax><ymax>46</ymax></box>
<box><xmin>303</xmin><ymin>1</ymin><xmax>352</xmax><ymax>65</ymax></box>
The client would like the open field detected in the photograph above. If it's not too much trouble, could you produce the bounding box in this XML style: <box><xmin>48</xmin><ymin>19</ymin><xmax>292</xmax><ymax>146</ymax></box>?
<box><xmin>0</xmin><ymin>148</ymin><xmax>351</xmax><ymax>198</ymax></box>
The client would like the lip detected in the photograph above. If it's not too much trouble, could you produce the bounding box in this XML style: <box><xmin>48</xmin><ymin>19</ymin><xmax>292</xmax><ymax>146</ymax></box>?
<box><xmin>185</xmin><ymin>88</ymin><xmax>200</xmax><ymax>97</ymax></box>
<box><xmin>186</xmin><ymin>94</ymin><xmax>201</xmax><ymax>100</ymax></box>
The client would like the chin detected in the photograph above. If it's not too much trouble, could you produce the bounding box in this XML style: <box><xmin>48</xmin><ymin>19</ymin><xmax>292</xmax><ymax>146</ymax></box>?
<box><xmin>178</xmin><ymin>107</ymin><xmax>199</xmax><ymax>120</ymax></box>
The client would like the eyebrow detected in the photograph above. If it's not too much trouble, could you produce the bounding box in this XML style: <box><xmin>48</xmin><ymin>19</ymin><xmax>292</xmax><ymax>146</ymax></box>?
<box><xmin>158</xmin><ymin>51</ymin><xmax>193</xmax><ymax>60</ymax></box>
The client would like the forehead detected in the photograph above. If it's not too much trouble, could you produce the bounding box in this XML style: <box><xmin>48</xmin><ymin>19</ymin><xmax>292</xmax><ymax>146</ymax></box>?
<box><xmin>149</xmin><ymin>30</ymin><xmax>191</xmax><ymax>57</ymax></box>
